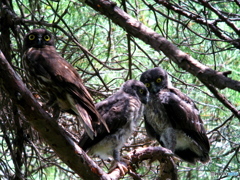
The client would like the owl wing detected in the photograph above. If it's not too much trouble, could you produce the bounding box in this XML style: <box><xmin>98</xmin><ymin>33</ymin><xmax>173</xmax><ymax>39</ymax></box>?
<box><xmin>24</xmin><ymin>46</ymin><xmax>107</xmax><ymax>137</ymax></box>
<box><xmin>159</xmin><ymin>88</ymin><xmax>210</xmax><ymax>152</ymax></box>
<box><xmin>79</xmin><ymin>92</ymin><xmax>135</xmax><ymax>151</ymax></box>
<box><xmin>24</xmin><ymin>46</ymin><xmax>102</xmax><ymax>123</ymax></box>
<box><xmin>23</xmin><ymin>48</ymin><xmax>52</xmax><ymax>82</ymax></box>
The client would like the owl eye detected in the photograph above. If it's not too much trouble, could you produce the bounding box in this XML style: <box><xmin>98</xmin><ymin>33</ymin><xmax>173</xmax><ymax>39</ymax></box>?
<box><xmin>139</xmin><ymin>89</ymin><xmax>144</xmax><ymax>94</ymax></box>
<box><xmin>44</xmin><ymin>35</ymin><xmax>51</xmax><ymax>41</ymax></box>
<box><xmin>145</xmin><ymin>83</ymin><xmax>150</xmax><ymax>88</ymax></box>
<box><xmin>156</xmin><ymin>78</ymin><xmax>162</xmax><ymax>83</ymax></box>
<box><xmin>28</xmin><ymin>34</ymin><xmax>35</xmax><ymax>40</ymax></box>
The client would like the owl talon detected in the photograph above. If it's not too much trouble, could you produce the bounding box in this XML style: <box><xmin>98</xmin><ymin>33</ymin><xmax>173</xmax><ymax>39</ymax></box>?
<box><xmin>109</xmin><ymin>161</ymin><xmax>128</xmax><ymax>176</ymax></box>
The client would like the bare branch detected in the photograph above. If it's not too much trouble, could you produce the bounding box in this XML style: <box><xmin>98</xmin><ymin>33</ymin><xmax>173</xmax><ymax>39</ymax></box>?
<box><xmin>83</xmin><ymin>0</ymin><xmax>240</xmax><ymax>93</ymax></box>
<box><xmin>83</xmin><ymin>0</ymin><xmax>240</xmax><ymax>121</ymax></box>
<box><xmin>198</xmin><ymin>0</ymin><xmax>240</xmax><ymax>36</ymax></box>
<box><xmin>127</xmin><ymin>147</ymin><xmax>177</xmax><ymax>180</ymax></box>
<box><xmin>202</xmin><ymin>82</ymin><xmax>240</xmax><ymax>120</ymax></box>
<box><xmin>155</xmin><ymin>0</ymin><xmax>240</xmax><ymax>49</ymax></box>
<box><xmin>1</xmin><ymin>50</ymin><xmax>177</xmax><ymax>180</ymax></box>
<box><xmin>0</xmin><ymin>50</ymin><xmax>111</xmax><ymax>180</ymax></box>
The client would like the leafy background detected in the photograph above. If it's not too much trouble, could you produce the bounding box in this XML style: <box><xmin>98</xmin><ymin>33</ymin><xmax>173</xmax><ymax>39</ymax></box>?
<box><xmin>0</xmin><ymin>0</ymin><xmax>239</xmax><ymax>179</ymax></box>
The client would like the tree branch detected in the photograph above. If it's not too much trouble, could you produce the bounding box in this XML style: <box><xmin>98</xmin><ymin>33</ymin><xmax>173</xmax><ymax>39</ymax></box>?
<box><xmin>83</xmin><ymin>0</ymin><xmax>240</xmax><ymax>121</ymax></box>
<box><xmin>198</xmin><ymin>0</ymin><xmax>240</xmax><ymax>36</ymax></box>
<box><xmin>1</xmin><ymin>50</ymin><xmax>175</xmax><ymax>180</ymax></box>
<box><xmin>155</xmin><ymin>0</ymin><xmax>240</xmax><ymax>49</ymax></box>
<box><xmin>83</xmin><ymin>0</ymin><xmax>240</xmax><ymax>93</ymax></box>
<box><xmin>0</xmin><ymin>50</ymin><xmax>179</xmax><ymax>179</ymax></box>
<box><xmin>127</xmin><ymin>147</ymin><xmax>177</xmax><ymax>180</ymax></box>
<box><xmin>202</xmin><ymin>82</ymin><xmax>240</xmax><ymax>120</ymax></box>
<box><xmin>0</xmin><ymin>50</ymin><xmax>111</xmax><ymax>180</ymax></box>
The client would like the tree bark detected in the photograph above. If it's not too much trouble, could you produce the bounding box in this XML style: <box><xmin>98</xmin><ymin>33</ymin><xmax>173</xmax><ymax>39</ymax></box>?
<box><xmin>83</xmin><ymin>0</ymin><xmax>240</xmax><ymax>119</ymax></box>
<box><xmin>83</xmin><ymin>0</ymin><xmax>240</xmax><ymax>92</ymax></box>
<box><xmin>0</xmin><ymin>54</ymin><xmax>179</xmax><ymax>179</ymax></box>
<box><xmin>128</xmin><ymin>147</ymin><xmax>177</xmax><ymax>180</ymax></box>
<box><xmin>0</xmin><ymin>50</ymin><xmax>111</xmax><ymax>180</ymax></box>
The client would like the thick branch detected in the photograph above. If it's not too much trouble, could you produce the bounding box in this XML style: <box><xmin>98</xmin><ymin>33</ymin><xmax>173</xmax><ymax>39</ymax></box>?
<box><xmin>0</xmin><ymin>50</ymin><xmax>111</xmax><ymax>180</ymax></box>
<box><xmin>202</xmin><ymin>82</ymin><xmax>240</xmax><ymax>120</ymax></box>
<box><xmin>0</xmin><ymin>50</ymin><xmax>182</xmax><ymax>179</ymax></box>
<box><xmin>128</xmin><ymin>147</ymin><xmax>177</xmax><ymax>180</ymax></box>
<box><xmin>84</xmin><ymin>0</ymin><xmax>240</xmax><ymax>92</ymax></box>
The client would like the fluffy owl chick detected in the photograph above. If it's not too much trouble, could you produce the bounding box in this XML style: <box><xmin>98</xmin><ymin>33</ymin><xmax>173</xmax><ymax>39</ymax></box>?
<box><xmin>22</xmin><ymin>29</ymin><xmax>108</xmax><ymax>139</ymax></box>
<box><xmin>140</xmin><ymin>67</ymin><xmax>210</xmax><ymax>164</ymax></box>
<box><xmin>79</xmin><ymin>80</ymin><xmax>148</xmax><ymax>174</ymax></box>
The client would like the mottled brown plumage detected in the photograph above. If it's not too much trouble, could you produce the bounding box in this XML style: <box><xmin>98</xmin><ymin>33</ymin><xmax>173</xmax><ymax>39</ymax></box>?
<box><xmin>22</xmin><ymin>28</ymin><xmax>107</xmax><ymax>139</ymax></box>
<box><xmin>79</xmin><ymin>80</ymin><xmax>149</xmax><ymax>174</ymax></box>
<box><xmin>140</xmin><ymin>67</ymin><xmax>210</xmax><ymax>164</ymax></box>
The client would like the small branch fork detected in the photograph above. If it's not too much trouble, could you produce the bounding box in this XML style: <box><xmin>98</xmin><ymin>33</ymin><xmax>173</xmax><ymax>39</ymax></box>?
<box><xmin>84</xmin><ymin>0</ymin><xmax>240</xmax><ymax>120</ymax></box>
<box><xmin>84</xmin><ymin>0</ymin><xmax>240</xmax><ymax>92</ymax></box>
<box><xmin>0</xmin><ymin>50</ymin><xmax>109</xmax><ymax>180</ymax></box>
<box><xmin>155</xmin><ymin>0</ymin><xmax>240</xmax><ymax>49</ymax></box>
<box><xmin>127</xmin><ymin>147</ymin><xmax>177</xmax><ymax>180</ymax></box>
<box><xmin>1</xmin><ymin>0</ymin><xmax>239</xmax><ymax>119</ymax></box>
<box><xmin>0</xmin><ymin>50</ymin><xmax>176</xmax><ymax>179</ymax></box>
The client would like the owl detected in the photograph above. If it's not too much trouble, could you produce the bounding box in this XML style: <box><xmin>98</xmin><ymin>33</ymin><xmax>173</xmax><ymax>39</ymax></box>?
<box><xmin>22</xmin><ymin>28</ymin><xmax>108</xmax><ymax>139</ymax></box>
<box><xmin>140</xmin><ymin>67</ymin><xmax>210</xmax><ymax>164</ymax></box>
<box><xmin>78</xmin><ymin>80</ymin><xmax>149</xmax><ymax>174</ymax></box>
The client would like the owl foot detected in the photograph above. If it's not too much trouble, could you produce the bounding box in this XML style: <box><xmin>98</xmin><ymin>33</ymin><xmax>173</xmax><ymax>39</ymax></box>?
<box><xmin>41</xmin><ymin>101</ymin><xmax>60</xmax><ymax>120</ymax></box>
<box><xmin>109</xmin><ymin>161</ymin><xmax>128</xmax><ymax>176</ymax></box>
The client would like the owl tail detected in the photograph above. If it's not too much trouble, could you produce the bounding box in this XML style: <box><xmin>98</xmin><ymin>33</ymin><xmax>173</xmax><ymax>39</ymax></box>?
<box><xmin>75</xmin><ymin>104</ymin><xmax>96</xmax><ymax>140</ymax></box>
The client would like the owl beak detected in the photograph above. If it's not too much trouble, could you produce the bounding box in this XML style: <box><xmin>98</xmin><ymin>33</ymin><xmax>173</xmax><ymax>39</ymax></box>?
<box><xmin>37</xmin><ymin>36</ymin><xmax>43</xmax><ymax>47</ymax></box>
<box><xmin>37</xmin><ymin>37</ymin><xmax>43</xmax><ymax>46</ymax></box>
<box><xmin>141</xmin><ymin>95</ymin><xmax>149</xmax><ymax>104</ymax></box>
<box><xmin>150</xmin><ymin>83</ymin><xmax>160</xmax><ymax>94</ymax></box>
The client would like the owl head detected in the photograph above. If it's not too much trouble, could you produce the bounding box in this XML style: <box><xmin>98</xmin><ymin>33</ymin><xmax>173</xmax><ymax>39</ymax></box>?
<box><xmin>23</xmin><ymin>29</ymin><xmax>54</xmax><ymax>51</ymax></box>
<box><xmin>140</xmin><ymin>67</ymin><xmax>170</xmax><ymax>94</ymax></box>
<box><xmin>122</xmin><ymin>80</ymin><xmax>149</xmax><ymax>104</ymax></box>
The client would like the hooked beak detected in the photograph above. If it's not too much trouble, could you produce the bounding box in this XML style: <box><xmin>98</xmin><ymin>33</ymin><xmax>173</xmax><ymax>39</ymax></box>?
<box><xmin>142</xmin><ymin>96</ymin><xmax>149</xmax><ymax>104</ymax></box>
<box><xmin>150</xmin><ymin>83</ymin><xmax>161</xmax><ymax>94</ymax></box>
<box><xmin>37</xmin><ymin>37</ymin><xmax>43</xmax><ymax>46</ymax></box>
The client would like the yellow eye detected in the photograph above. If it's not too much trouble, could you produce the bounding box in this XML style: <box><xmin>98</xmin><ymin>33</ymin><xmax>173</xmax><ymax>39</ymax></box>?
<box><xmin>145</xmin><ymin>83</ymin><xmax>150</xmax><ymax>88</ymax></box>
<box><xmin>156</xmin><ymin>78</ymin><xmax>162</xmax><ymax>83</ymax></box>
<box><xmin>44</xmin><ymin>35</ymin><xmax>51</xmax><ymax>41</ymax></box>
<box><xmin>28</xmin><ymin>34</ymin><xmax>35</xmax><ymax>40</ymax></box>
<box><xmin>139</xmin><ymin>89</ymin><xmax>144</xmax><ymax>94</ymax></box>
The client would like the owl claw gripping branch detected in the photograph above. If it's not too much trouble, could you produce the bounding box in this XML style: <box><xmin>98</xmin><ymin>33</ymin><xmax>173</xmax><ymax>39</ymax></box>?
<box><xmin>22</xmin><ymin>29</ymin><xmax>108</xmax><ymax>139</ymax></box>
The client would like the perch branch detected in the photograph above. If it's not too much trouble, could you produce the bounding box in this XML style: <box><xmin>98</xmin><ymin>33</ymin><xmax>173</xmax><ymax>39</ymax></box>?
<box><xmin>0</xmin><ymin>50</ymin><xmax>111</xmax><ymax>180</ymax></box>
<box><xmin>1</xmin><ymin>50</ymin><xmax>176</xmax><ymax>180</ymax></box>
<box><xmin>83</xmin><ymin>0</ymin><xmax>240</xmax><ymax>92</ymax></box>
<box><xmin>127</xmin><ymin>147</ymin><xmax>177</xmax><ymax>180</ymax></box>
<box><xmin>83</xmin><ymin>0</ymin><xmax>240</xmax><ymax>120</ymax></box>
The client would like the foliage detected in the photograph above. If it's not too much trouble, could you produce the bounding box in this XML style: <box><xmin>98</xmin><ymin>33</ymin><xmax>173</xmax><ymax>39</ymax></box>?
<box><xmin>0</xmin><ymin>0</ymin><xmax>239</xmax><ymax>179</ymax></box>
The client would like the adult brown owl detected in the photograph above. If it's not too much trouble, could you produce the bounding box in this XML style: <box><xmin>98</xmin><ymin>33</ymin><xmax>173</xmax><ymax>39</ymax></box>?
<box><xmin>140</xmin><ymin>67</ymin><xmax>210</xmax><ymax>164</ymax></box>
<box><xmin>79</xmin><ymin>80</ymin><xmax>149</xmax><ymax>174</ymax></box>
<box><xmin>22</xmin><ymin>28</ymin><xmax>107</xmax><ymax>139</ymax></box>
